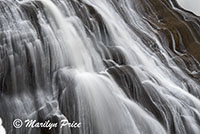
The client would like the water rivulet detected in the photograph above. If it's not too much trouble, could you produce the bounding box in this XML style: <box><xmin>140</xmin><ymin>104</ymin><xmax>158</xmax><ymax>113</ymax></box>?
<box><xmin>0</xmin><ymin>0</ymin><xmax>200</xmax><ymax>134</ymax></box>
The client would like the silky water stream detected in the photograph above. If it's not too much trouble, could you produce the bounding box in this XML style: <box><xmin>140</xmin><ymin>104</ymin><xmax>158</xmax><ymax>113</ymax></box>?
<box><xmin>0</xmin><ymin>0</ymin><xmax>200</xmax><ymax>134</ymax></box>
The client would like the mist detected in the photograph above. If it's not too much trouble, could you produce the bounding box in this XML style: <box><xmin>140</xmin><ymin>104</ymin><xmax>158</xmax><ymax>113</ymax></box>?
<box><xmin>177</xmin><ymin>0</ymin><xmax>200</xmax><ymax>15</ymax></box>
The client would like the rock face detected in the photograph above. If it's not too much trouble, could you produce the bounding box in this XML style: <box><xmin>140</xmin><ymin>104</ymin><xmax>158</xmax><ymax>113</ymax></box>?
<box><xmin>136</xmin><ymin>0</ymin><xmax>200</xmax><ymax>80</ymax></box>
<box><xmin>0</xmin><ymin>0</ymin><xmax>200</xmax><ymax>134</ymax></box>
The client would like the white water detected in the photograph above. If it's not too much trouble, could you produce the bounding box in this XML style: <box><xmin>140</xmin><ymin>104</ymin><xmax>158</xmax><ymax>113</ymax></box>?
<box><xmin>38</xmin><ymin>0</ymin><xmax>167</xmax><ymax>133</ymax></box>
<box><xmin>39</xmin><ymin>0</ymin><xmax>200</xmax><ymax>133</ymax></box>
<box><xmin>0</xmin><ymin>0</ymin><xmax>200</xmax><ymax>134</ymax></box>
<box><xmin>0</xmin><ymin>118</ymin><xmax>6</xmax><ymax>134</ymax></box>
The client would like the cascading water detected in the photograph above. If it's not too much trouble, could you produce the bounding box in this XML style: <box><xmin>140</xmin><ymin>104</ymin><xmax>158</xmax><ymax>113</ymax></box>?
<box><xmin>0</xmin><ymin>0</ymin><xmax>200</xmax><ymax>134</ymax></box>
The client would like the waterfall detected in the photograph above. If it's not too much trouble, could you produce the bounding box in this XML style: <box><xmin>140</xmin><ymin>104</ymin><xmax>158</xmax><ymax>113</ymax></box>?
<box><xmin>0</xmin><ymin>118</ymin><xmax>6</xmax><ymax>134</ymax></box>
<box><xmin>0</xmin><ymin>0</ymin><xmax>200</xmax><ymax>134</ymax></box>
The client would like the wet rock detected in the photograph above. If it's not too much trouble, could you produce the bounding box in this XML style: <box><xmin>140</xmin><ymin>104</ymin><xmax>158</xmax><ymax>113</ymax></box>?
<box><xmin>107</xmin><ymin>65</ymin><xmax>167</xmax><ymax>127</ymax></box>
